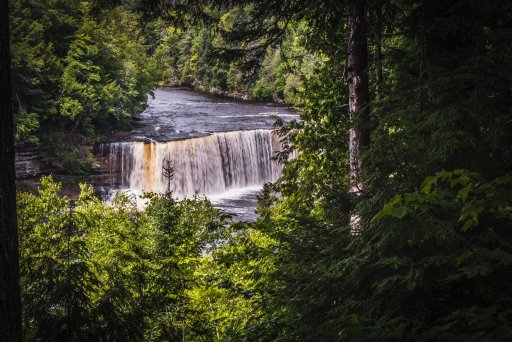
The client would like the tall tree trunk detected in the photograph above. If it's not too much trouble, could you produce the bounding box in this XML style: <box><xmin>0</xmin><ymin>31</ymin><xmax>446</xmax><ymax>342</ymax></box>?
<box><xmin>347</xmin><ymin>0</ymin><xmax>370</xmax><ymax>229</ymax></box>
<box><xmin>347</xmin><ymin>0</ymin><xmax>370</xmax><ymax>188</ymax></box>
<box><xmin>0</xmin><ymin>0</ymin><xmax>23</xmax><ymax>340</ymax></box>
<box><xmin>374</xmin><ymin>6</ymin><xmax>383</xmax><ymax>99</ymax></box>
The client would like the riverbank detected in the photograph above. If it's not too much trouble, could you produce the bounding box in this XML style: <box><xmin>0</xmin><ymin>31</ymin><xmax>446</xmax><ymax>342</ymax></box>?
<box><xmin>162</xmin><ymin>84</ymin><xmax>301</xmax><ymax>111</ymax></box>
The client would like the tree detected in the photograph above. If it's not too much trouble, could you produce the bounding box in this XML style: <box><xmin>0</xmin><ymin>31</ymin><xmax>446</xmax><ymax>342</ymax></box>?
<box><xmin>0</xmin><ymin>0</ymin><xmax>23</xmax><ymax>340</ymax></box>
<box><xmin>347</xmin><ymin>0</ymin><xmax>370</xmax><ymax>205</ymax></box>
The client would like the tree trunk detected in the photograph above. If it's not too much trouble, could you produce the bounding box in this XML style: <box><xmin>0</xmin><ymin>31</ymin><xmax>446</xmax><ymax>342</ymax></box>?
<box><xmin>347</xmin><ymin>0</ymin><xmax>370</xmax><ymax>229</ymax></box>
<box><xmin>374</xmin><ymin>6</ymin><xmax>383</xmax><ymax>99</ymax></box>
<box><xmin>347</xmin><ymin>0</ymin><xmax>370</xmax><ymax>189</ymax></box>
<box><xmin>0</xmin><ymin>0</ymin><xmax>23</xmax><ymax>340</ymax></box>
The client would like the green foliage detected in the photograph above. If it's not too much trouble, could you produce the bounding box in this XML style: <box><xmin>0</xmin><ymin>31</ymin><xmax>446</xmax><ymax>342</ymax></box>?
<box><xmin>158</xmin><ymin>15</ymin><xmax>308</xmax><ymax>104</ymax></box>
<box><xmin>17</xmin><ymin>177</ymin><xmax>230</xmax><ymax>341</ymax></box>
<box><xmin>274</xmin><ymin>54</ymin><xmax>350</xmax><ymax>223</ymax></box>
<box><xmin>142</xmin><ymin>192</ymin><xmax>229</xmax><ymax>341</ymax></box>
<box><xmin>18</xmin><ymin>177</ymin><xmax>100</xmax><ymax>340</ymax></box>
<box><xmin>10</xmin><ymin>0</ymin><xmax>164</xmax><ymax>171</ymax></box>
<box><xmin>338</xmin><ymin>170</ymin><xmax>512</xmax><ymax>340</ymax></box>
<box><xmin>190</xmin><ymin>219</ymin><xmax>281</xmax><ymax>341</ymax></box>
<box><xmin>250</xmin><ymin>80</ymin><xmax>273</xmax><ymax>102</ymax></box>
<box><xmin>15</xmin><ymin>111</ymin><xmax>40</xmax><ymax>144</ymax></box>
<box><xmin>46</xmin><ymin>132</ymin><xmax>99</xmax><ymax>174</ymax></box>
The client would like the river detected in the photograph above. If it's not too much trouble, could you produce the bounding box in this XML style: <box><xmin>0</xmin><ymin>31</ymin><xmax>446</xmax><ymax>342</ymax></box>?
<box><xmin>100</xmin><ymin>88</ymin><xmax>299</xmax><ymax>221</ymax></box>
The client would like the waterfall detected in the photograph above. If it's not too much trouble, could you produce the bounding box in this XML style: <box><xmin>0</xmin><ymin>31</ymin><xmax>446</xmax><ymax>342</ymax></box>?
<box><xmin>101</xmin><ymin>129</ymin><xmax>282</xmax><ymax>196</ymax></box>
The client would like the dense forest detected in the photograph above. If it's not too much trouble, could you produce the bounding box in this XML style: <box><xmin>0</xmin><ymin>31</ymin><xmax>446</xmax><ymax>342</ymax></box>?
<box><xmin>2</xmin><ymin>0</ymin><xmax>512</xmax><ymax>341</ymax></box>
<box><xmin>10</xmin><ymin>0</ymin><xmax>165</xmax><ymax>172</ymax></box>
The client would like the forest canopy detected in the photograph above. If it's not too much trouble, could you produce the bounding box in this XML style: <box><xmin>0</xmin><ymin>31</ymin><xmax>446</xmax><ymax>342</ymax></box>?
<box><xmin>10</xmin><ymin>0</ymin><xmax>165</xmax><ymax>171</ymax></box>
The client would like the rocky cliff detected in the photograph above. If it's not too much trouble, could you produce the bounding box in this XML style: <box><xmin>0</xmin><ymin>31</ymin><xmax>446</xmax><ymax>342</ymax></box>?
<box><xmin>15</xmin><ymin>144</ymin><xmax>120</xmax><ymax>199</ymax></box>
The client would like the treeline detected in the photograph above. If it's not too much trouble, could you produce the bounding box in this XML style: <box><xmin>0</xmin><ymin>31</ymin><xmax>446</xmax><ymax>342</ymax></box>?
<box><xmin>154</xmin><ymin>13</ymin><xmax>312</xmax><ymax>104</ymax></box>
<box><xmin>10</xmin><ymin>0</ymin><xmax>165</xmax><ymax>172</ymax></box>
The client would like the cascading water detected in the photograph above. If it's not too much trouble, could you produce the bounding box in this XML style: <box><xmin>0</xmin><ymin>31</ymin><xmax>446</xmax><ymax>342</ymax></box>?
<box><xmin>101</xmin><ymin>129</ymin><xmax>282</xmax><ymax>196</ymax></box>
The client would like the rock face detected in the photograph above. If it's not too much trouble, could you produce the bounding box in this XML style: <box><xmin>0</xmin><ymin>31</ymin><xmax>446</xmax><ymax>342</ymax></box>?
<box><xmin>15</xmin><ymin>144</ymin><xmax>116</xmax><ymax>199</ymax></box>
<box><xmin>15</xmin><ymin>145</ymin><xmax>63</xmax><ymax>179</ymax></box>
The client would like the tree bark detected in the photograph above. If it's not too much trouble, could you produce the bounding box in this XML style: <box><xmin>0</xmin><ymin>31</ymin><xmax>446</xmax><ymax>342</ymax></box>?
<box><xmin>347</xmin><ymin>0</ymin><xmax>370</xmax><ymax>193</ymax></box>
<box><xmin>0</xmin><ymin>0</ymin><xmax>23</xmax><ymax>340</ymax></box>
<box><xmin>374</xmin><ymin>6</ymin><xmax>383</xmax><ymax>99</ymax></box>
<box><xmin>347</xmin><ymin>0</ymin><xmax>370</xmax><ymax>229</ymax></box>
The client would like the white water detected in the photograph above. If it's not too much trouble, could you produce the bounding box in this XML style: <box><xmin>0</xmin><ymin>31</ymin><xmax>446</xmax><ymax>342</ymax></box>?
<box><xmin>102</xmin><ymin>129</ymin><xmax>282</xmax><ymax>197</ymax></box>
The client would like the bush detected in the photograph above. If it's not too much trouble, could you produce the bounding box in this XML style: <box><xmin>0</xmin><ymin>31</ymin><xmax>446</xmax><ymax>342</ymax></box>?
<box><xmin>251</xmin><ymin>80</ymin><xmax>274</xmax><ymax>102</ymax></box>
